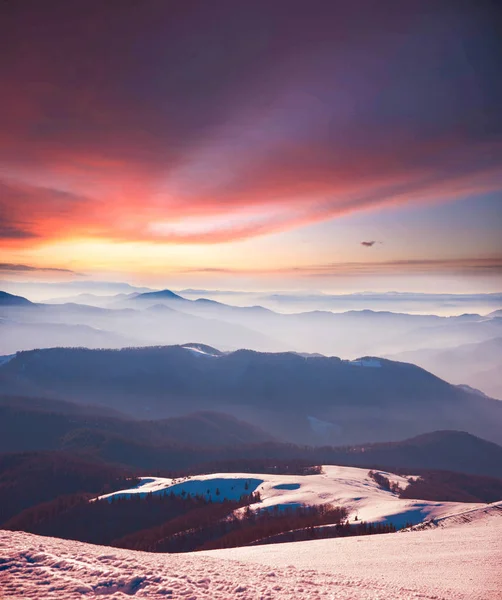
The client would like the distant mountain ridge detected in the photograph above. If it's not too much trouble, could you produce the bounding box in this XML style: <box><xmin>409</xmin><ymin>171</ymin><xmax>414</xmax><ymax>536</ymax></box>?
<box><xmin>135</xmin><ymin>289</ymin><xmax>186</xmax><ymax>302</ymax></box>
<box><xmin>1</xmin><ymin>345</ymin><xmax>501</xmax><ymax>446</ymax></box>
<box><xmin>0</xmin><ymin>291</ymin><xmax>33</xmax><ymax>306</ymax></box>
<box><xmin>387</xmin><ymin>336</ymin><xmax>502</xmax><ymax>400</ymax></box>
<box><xmin>1</xmin><ymin>288</ymin><xmax>501</xmax><ymax>398</ymax></box>
<box><xmin>0</xmin><ymin>290</ymin><xmax>283</xmax><ymax>355</ymax></box>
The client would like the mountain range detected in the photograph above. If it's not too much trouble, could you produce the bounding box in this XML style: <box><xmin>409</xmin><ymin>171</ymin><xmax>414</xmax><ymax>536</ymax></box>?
<box><xmin>1</xmin><ymin>289</ymin><xmax>502</xmax><ymax>397</ymax></box>
<box><xmin>1</xmin><ymin>344</ymin><xmax>502</xmax><ymax>447</ymax></box>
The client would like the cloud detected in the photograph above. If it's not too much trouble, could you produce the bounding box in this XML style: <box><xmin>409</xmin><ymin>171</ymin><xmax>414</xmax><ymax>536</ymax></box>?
<box><xmin>180</xmin><ymin>257</ymin><xmax>502</xmax><ymax>278</ymax></box>
<box><xmin>0</xmin><ymin>179</ymin><xmax>93</xmax><ymax>244</ymax></box>
<box><xmin>0</xmin><ymin>225</ymin><xmax>39</xmax><ymax>240</ymax></box>
<box><xmin>0</xmin><ymin>263</ymin><xmax>80</xmax><ymax>275</ymax></box>
<box><xmin>0</xmin><ymin>2</ymin><xmax>501</xmax><ymax>246</ymax></box>
<box><xmin>181</xmin><ymin>267</ymin><xmax>236</xmax><ymax>274</ymax></box>
<box><xmin>299</xmin><ymin>258</ymin><xmax>502</xmax><ymax>277</ymax></box>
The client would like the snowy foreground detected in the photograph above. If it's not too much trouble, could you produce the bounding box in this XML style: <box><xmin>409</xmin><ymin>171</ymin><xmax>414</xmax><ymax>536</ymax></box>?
<box><xmin>99</xmin><ymin>465</ymin><xmax>483</xmax><ymax>528</ymax></box>
<box><xmin>1</xmin><ymin>506</ymin><xmax>501</xmax><ymax>599</ymax></box>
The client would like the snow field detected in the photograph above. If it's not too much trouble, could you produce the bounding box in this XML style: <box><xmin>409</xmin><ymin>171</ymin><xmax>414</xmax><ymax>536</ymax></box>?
<box><xmin>98</xmin><ymin>465</ymin><xmax>484</xmax><ymax>528</ymax></box>
<box><xmin>1</xmin><ymin>516</ymin><xmax>501</xmax><ymax>599</ymax></box>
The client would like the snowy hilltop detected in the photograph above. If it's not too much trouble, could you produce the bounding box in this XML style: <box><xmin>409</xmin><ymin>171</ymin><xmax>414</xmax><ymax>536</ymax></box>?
<box><xmin>98</xmin><ymin>465</ymin><xmax>484</xmax><ymax>530</ymax></box>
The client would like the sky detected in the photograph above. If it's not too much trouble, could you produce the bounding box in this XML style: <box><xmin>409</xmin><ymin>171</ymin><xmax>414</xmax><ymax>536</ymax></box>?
<box><xmin>1</xmin><ymin>0</ymin><xmax>502</xmax><ymax>293</ymax></box>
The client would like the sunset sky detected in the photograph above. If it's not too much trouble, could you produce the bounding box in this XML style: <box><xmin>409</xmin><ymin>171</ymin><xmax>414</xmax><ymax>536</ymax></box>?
<box><xmin>1</xmin><ymin>0</ymin><xmax>501</xmax><ymax>292</ymax></box>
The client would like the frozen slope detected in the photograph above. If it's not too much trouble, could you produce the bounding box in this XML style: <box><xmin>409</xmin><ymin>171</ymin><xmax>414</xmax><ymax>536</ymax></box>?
<box><xmin>204</xmin><ymin>517</ymin><xmax>502</xmax><ymax>600</ymax></box>
<box><xmin>406</xmin><ymin>500</ymin><xmax>502</xmax><ymax>530</ymax></box>
<box><xmin>2</xmin><ymin>518</ymin><xmax>501</xmax><ymax>599</ymax></box>
<box><xmin>98</xmin><ymin>465</ymin><xmax>483</xmax><ymax>528</ymax></box>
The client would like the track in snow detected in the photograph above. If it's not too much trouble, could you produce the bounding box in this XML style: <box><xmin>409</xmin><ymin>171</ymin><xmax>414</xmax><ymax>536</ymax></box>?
<box><xmin>1</xmin><ymin>517</ymin><xmax>501</xmax><ymax>600</ymax></box>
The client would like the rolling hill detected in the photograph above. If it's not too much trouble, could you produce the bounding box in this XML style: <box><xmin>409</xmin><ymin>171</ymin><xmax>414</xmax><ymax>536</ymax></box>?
<box><xmin>1</xmin><ymin>391</ymin><xmax>502</xmax><ymax>477</ymax></box>
<box><xmin>96</xmin><ymin>465</ymin><xmax>490</xmax><ymax>529</ymax></box>
<box><xmin>0</xmin><ymin>397</ymin><xmax>276</xmax><ymax>455</ymax></box>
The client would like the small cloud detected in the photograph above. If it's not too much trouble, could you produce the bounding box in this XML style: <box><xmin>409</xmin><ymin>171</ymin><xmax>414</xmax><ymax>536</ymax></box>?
<box><xmin>0</xmin><ymin>263</ymin><xmax>80</xmax><ymax>275</ymax></box>
<box><xmin>0</xmin><ymin>225</ymin><xmax>39</xmax><ymax>240</ymax></box>
<box><xmin>179</xmin><ymin>267</ymin><xmax>235</xmax><ymax>274</ymax></box>
<box><xmin>177</xmin><ymin>257</ymin><xmax>502</xmax><ymax>278</ymax></box>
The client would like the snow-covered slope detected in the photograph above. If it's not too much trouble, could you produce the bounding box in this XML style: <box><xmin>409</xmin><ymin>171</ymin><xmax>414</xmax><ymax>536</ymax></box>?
<box><xmin>204</xmin><ymin>517</ymin><xmax>502</xmax><ymax>600</ymax></box>
<box><xmin>406</xmin><ymin>500</ymin><xmax>502</xmax><ymax>530</ymax></box>
<box><xmin>98</xmin><ymin>465</ymin><xmax>484</xmax><ymax>528</ymax></box>
<box><xmin>2</xmin><ymin>518</ymin><xmax>501</xmax><ymax>599</ymax></box>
